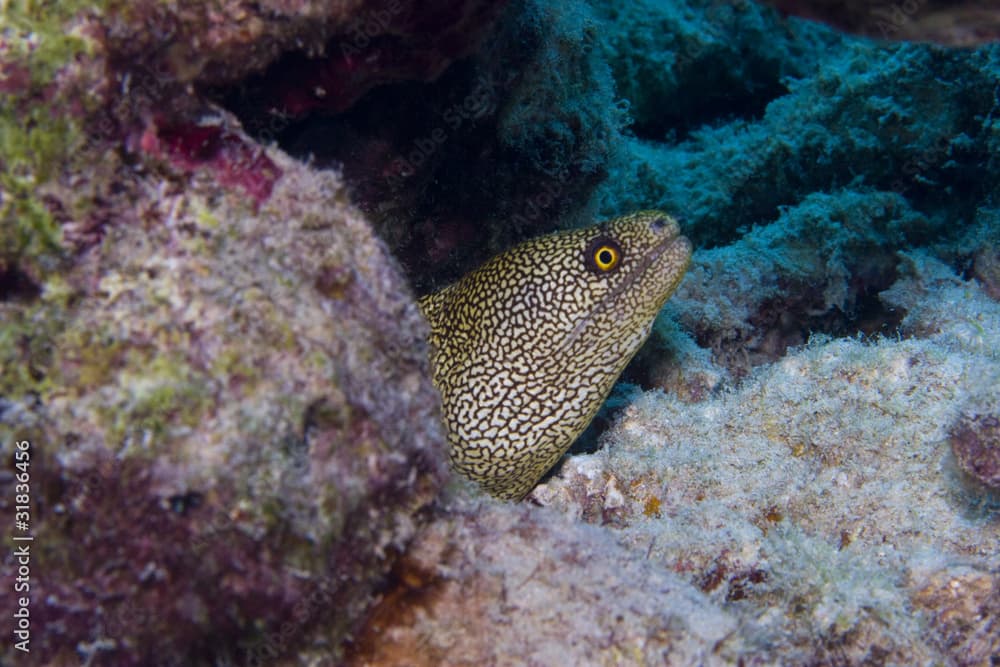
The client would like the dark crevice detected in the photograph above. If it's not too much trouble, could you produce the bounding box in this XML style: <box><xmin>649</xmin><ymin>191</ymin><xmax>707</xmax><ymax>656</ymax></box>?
<box><xmin>629</xmin><ymin>66</ymin><xmax>789</xmax><ymax>143</ymax></box>
<box><xmin>0</xmin><ymin>265</ymin><xmax>41</xmax><ymax>303</ymax></box>
<box><xmin>213</xmin><ymin>0</ymin><xmax>629</xmax><ymax>300</ymax></box>
<box><xmin>214</xmin><ymin>2</ymin><xmax>606</xmax><ymax>295</ymax></box>
<box><xmin>222</xmin><ymin>59</ymin><xmax>527</xmax><ymax>293</ymax></box>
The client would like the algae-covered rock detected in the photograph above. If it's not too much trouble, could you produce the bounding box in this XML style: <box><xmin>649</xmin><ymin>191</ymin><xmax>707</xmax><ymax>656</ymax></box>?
<box><xmin>533</xmin><ymin>254</ymin><xmax>1000</xmax><ymax>664</ymax></box>
<box><xmin>669</xmin><ymin>189</ymin><xmax>917</xmax><ymax>377</ymax></box>
<box><xmin>598</xmin><ymin>37</ymin><xmax>997</xmax><ymax>250</ymax></box>
<box><xmin>591</xmin><ymin>0</ymin><xmax>839</xmax><ymax>143</ymax></box>
<box><xmin>0</xmin><ymin>3</ymin><xmax>451</xmax><ymax>664</ymax></box>
<box><xmin>344</xmin><ymin>498</ymin><xmax>737</xmax><ymax>666</ymax></box>
<box><xmin>589</xmin><ymin>0</ymin><xmax>997</xmax><ymax>285</ymax></box>
<box><xmin>1</xmin><ymin>145</ymin><xmax>447</xmax><ymax>666</ymax></box>
<box><xmin>100</xmin><ymin>0</ymin><xmax>511</xmax><ymax>106</ymax></box>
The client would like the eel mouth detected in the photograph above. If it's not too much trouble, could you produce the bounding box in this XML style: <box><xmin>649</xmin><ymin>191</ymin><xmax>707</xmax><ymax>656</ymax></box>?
<box><xmin>606</xmin><ymin>228</ymin><xmax>692</xmax><ymax>308</ymax></box>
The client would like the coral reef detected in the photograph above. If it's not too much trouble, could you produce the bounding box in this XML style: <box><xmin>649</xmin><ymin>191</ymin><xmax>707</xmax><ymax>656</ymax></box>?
<box><xmin>598</xmin><ymin>36</ymin><xmax>998</xmax><ymax>250</ymax></box>
<box><xmin>4</xmin><ymin>0</ymin><xmax>1000</xmax><ymax>664</ymax></box>
<box><xmin>0</xmin><ymin>0</ymin><xmax>512</xmax><ymax>282</ymax></box>
<box><xmin>668</xmin><ymin>189</ymin><xmax>913</xmax><ymax>377</ymax></box>
<box><xmin>591</xmin><ymin>0</ymin><xmax>1000</xmax><ymax>385</ymax></box>
<box><xmin>590</xmin><ymin>0</ymin><xmax>840</xmax><ymax>142</ymax></box>
<box><xmin>0</xmin><ymin>143</ymin><xmax>448</xmax><ymax>664</ymax></box>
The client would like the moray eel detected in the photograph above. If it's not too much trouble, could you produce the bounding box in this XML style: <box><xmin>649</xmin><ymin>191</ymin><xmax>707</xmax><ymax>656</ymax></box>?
<box><xmin>419</xmin><ymin>211</ymin><xmax>692</xmax><ymax>500</ymax></box>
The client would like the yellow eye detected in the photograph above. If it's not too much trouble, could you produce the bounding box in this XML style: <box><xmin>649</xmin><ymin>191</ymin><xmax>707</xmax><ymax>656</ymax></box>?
<box><xmin>585</xmin><ymin>236</ymin><xmax>623</xmax><ymax>274</ymax></box>
<box><xmin>593</xmin><ymin>244</ymin><xmax>619</xmax><ymax>271</ymax></box>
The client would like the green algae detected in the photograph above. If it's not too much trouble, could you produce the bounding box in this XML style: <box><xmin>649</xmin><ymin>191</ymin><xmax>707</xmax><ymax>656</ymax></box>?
<box><xmin>53</xmin><ymin>324</ymin><xmax>127</xmax><ymax>390</ymax></box>
<box><xmin>0</xmin><ymin>1</ymin><xmax>103</xmax><ymax>273</ymax></box>
<box><xmin>0</xmin><ymin>111</ymin><xmax>73</xmax><ymax>270</ymax></box>
<box><xmin>99</xmin><ymin>352</ymin><xmax>213</xmax><ymax>447</ymax></box>
<box><xmin>0</xmin><ymin>271</ymin><xmax>79</xmax><ymax>398</ymax></box>
<box><xmin>0</xmin><ymin>302</ymin><xmax>61</xmax><ymax>396</ymax></box>
<box><xmin>210</xmin><ymin>346</ymin><xmax>262</xmax><ymax>388</ymax></box>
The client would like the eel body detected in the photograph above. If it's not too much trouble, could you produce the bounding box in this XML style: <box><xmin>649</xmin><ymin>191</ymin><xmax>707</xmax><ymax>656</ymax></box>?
<box><xmin>419</xmin><ymin>211</ymin><xmax>692</xmax><ymax>500</ymax></box>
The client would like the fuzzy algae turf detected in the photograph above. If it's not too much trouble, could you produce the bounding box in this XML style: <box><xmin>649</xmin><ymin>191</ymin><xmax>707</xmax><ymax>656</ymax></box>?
<box><xmin>0</xmin><ymin>0</ymin><xmax>105</xmax><ymax>280</ymax></box>
<box><xmin>1</xmin><ymin>146</ymin><xmax>451</xmax><ymax>664</ymax></box>
<box><xmin>420</xmin><ymin>211</ymin><xmax>691</xmax><ymax>500</ymax></box>
<box><xmin>1</xmin><ymin>4</ymin><xmax>452</xmax><ymax>652</ymax></box>
<box><xmin>529</xmin><ymin>251</ymin><xmax>1000</xmax><ymax>663</ymax></box>
<box><xmin>1</xmin><ymin>1</ymin><xmax>480</xmax><ymax>658</ymax></box>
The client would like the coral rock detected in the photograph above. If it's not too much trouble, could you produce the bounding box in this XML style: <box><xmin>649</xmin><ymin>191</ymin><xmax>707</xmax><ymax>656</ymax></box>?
<box><xmin>950</xmin><ymin>413</ymin><xmax>1000</xmax><ymax>491</ymax></box>
<box><xmin>345</xmin><ymin>499</ymin><xmax>736</xmax><ymax>665</ymax></box>
<box><xmin>912</xmin><ymin>567</ymin><xmax>1000</xmax><ymax>663</ymax></box>
<box><xmin>0</xmin><ymin>146</ymin><xmax>449</xmax><ymax>665</ymax></box>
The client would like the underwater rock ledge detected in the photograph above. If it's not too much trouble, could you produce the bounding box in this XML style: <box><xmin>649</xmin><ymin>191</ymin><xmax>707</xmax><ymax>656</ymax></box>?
<box><xmin>1</xmin><ymin>2</ymin><xmax>461</xmax><ymax>664</ymax></box>
<box><xmin>0</xmin><ymin>142</ymin><xmax>449</xmax><ymax>664</ymax></box>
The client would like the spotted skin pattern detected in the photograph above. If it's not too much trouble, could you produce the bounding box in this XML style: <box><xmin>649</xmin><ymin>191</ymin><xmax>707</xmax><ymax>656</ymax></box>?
<box><xmin>419</xmin><ymin>211</ymin><xmax>692</xmax><ymax>500</ymax></box>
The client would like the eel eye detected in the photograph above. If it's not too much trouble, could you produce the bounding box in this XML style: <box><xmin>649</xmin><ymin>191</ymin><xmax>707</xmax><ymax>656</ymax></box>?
<box><xmin>595</xmin><ymin>246</ymin><xmax>618</xmax><ymax>270</ymax></box>
<box><xmin>585</xmin><ymin>237</ymin><xmax>622</xmax><ymax>274</ymax></box>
